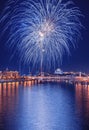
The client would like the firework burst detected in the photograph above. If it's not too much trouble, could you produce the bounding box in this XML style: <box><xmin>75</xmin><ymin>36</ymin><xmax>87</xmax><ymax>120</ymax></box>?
<box><xmin>0</xmin><ymin>0</ymin><xmax>82</xmax><ymax>72</ymax></box>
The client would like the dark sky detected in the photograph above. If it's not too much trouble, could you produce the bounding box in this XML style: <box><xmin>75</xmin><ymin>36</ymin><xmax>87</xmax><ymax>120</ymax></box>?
<box><xmin>0</xmin><ymin>0</ymin><xmax>89</xmax><ymax>74</ymax></box>
<box><xmin>62</xmin><ymin>0</ymin><xmax>89</xmax><ymax>73</ymax></box>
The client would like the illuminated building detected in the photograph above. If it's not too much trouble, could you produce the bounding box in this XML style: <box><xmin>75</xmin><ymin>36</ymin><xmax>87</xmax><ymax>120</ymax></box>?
<box><xmin>2</xmin><ymin>70</ymin><xmax>20</xmax><ymax>79</ymax></box>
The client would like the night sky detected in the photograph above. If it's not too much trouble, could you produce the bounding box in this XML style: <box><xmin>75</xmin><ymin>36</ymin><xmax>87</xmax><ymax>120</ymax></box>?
<box><xmin>0</xmin><ymin>0</ymin><xmax>89</xmax><ymax>74</ymax></box>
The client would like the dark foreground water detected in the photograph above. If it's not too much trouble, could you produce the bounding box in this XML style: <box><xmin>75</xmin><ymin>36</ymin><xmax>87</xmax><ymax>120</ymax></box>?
<box><xmin>0</xmin><ymin>82</ymin><xmax>89</xmax><ymax>130</ymax></box>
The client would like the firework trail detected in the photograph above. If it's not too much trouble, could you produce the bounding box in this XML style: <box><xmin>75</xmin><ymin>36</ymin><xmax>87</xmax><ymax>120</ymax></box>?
<box><xmin>0</xmin><ymin>0</ymin><xmax>82</xmax><ymax>72</ymax></box>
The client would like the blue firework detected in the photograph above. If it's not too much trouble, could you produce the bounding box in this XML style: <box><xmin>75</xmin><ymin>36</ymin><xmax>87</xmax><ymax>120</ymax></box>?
<box><xmin>0</xmin><ymin>0</ymin><xmax>82</xmax><ymax>72</ymax></box>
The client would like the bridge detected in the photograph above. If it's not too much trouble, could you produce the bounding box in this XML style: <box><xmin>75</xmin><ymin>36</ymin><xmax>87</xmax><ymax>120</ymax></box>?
<box><xmin>32</xmin><ymin>75</ymin><xmax>89</xmax><ymax>84</ymax></box>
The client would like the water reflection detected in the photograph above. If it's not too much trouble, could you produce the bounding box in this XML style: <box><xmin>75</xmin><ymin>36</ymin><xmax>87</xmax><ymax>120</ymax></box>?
<box><xmin>0</xmin><ymin>82</ymin><xmax>89</xmax><ymax>130</ymax></box>
<box><xmin>0</xmin><ymin>82</ymin><xmax>18</xmax><ymax>114</ymax></box>
<box><xmin>75</xmin><ymin>83</ymin><xmax>89</xmax><ymax>129</ymax></box>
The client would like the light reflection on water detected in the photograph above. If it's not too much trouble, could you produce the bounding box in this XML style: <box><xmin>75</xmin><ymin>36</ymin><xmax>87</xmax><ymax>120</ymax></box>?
<box><xmin>0</xmin><ymin>82</ymin><xmax>89</xmax><ymax>130</ymax></box>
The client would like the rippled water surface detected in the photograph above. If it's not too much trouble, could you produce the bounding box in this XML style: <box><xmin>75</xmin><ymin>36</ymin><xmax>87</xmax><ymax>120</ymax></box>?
<box><xmin>0</xmin><ymin>82</ymin><xmax>89</xmax><ymax>130</ymax></box>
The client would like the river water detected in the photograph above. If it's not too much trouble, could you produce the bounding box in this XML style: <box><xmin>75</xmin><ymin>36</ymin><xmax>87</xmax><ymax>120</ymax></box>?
<box><xmin>0</xmin><ymin>82</ymin><xmax>89</xmax><ymax>130</ymax></box>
